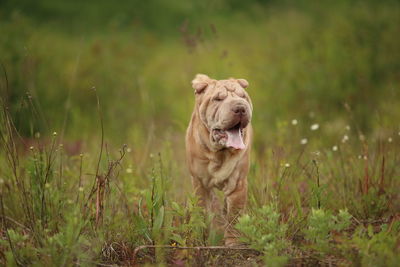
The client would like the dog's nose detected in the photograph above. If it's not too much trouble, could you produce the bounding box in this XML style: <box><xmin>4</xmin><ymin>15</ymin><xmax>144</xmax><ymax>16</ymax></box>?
<box><xmin>232</xmin><ymin>105</ymin><xmax>246</xmax><ymax>115</ymax></box>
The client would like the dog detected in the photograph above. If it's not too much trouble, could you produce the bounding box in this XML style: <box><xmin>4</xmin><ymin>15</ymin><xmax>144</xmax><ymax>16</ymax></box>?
<box><xmin>185</xmin><ymin>74</ymin><xmax>253</xmax><ymax>246</ymax></box>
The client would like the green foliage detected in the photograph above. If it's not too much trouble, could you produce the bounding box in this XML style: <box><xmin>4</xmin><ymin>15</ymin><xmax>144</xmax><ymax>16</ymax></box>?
<box><xmin>37</xmin><ymin>208</ymin><xmax>91</xmax><ymax>266</ymax></box>
<box><xmin>303</xmin><ymin>209</ymin><xmax>352</xmax><ymax>252</ymax></box>
<box><xmin>169</xmin><ymin>196</ymin><xmax>209</xmax><ymax>247</ymax></box>
<box><xmin>236</xmin><ymin>204</ymin><xmax>289</xmax><ymax>266</ymax></box>
<box><xmin>132</xmin><ymin>155</ymin><xmax>170</xmax><ymax>245</ymax></box>
<box><xmin>0</xmin><ymin>229</ymin><xmax>37</xmax><ymax>265</ymax></box>
<box><xmin>357</xmin><ymin>188</ymin><xmax>391</xmax><ymax>219</ymax></box>
<box><xmin>347</xmin><ymin>223</ymin><xmax>400</xmax><ymax>267</ymax></box>
<box><xmin>0</xmin><ymin>202</ymin><xmax>93</xmax><ymax>266</ymax></box>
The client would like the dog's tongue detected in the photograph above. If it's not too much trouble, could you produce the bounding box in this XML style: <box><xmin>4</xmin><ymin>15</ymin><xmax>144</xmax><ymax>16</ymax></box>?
<box><xmin>226</xmin><ymin>128</ymin><xmax>245</xmax><ymax>150</ymax></box>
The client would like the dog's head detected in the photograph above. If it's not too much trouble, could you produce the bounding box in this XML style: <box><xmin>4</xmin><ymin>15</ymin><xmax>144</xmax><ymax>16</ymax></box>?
<box><xmin>192</xmin><ymin>74</ymin><xmax>252</xmax><ymax>150</ymax></box>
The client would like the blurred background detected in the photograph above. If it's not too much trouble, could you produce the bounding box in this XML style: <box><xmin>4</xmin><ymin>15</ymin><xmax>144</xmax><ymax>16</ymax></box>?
<box><xmin>1</xmin><ymin>0</ymin><xmax>399</xmax><ymax>155</ymax></box>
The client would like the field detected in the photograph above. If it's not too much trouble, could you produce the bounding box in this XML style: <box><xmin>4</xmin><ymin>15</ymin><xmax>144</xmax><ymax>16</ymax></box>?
<box><xmin>1</xmin><ymin>0</ymin><xmax>400</xmax><ymax>266</ymax></box>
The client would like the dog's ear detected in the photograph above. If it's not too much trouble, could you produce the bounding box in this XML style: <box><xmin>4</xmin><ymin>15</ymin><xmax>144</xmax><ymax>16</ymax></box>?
<box><xmin>192</xmin><ymin>74</ymin><xmax>213</xmax><ymax>94</ymax></box>
<box><xmin>237</xmin><ymin>79</ymin><xmax>249</xmax><ymax>89</ymax></box>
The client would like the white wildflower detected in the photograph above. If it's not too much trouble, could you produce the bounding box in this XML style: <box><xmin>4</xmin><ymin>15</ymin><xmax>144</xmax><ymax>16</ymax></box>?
<box><xmin>342</xmin><ymin>135</ymin><xmax>349</xmax><ymax>143</ymax></box>
<box><xmin>291</xmin><ymin>119</ymin><xmax>298</xmax><ymax>125</ymax></box>
<box><xmin>388</xmin><ymin>137</ymin><xmax>393</xmax><ymax>143</ymax></box>
<box><xmin>285</xmin><ymin>163</ymin><xmax>290</xmax><ymax>168</ymax></box>
<box><xmin>310</xmin><ymin>124</ymin><xmax>319</xmax><ymax>131</ymax></box>
<box><xmin>332</xmin><ymin>145</ymin><xmax>338</xmax><ymax>151</ymax></box>
<box><xmin>345</xmin><ymin>125</ymin><xmax>351</xmax><ymax>131</ymax></box>
<box><xmin>126</xmin><ymin>167</ymin><xmax>133</xmax><ymax>174</ymax></box>
<box><xmin>300</xmin><ymin>138</ymin><xmax>308</xmax><ymax>145</ymax></box>
<box><xmin>126</xmin><ymin>147</ymin><xmax>132</xmax><ymax>153</ymax></box>
<box><xmin>53</xmin><ymin>131</ymin><xmax>57</xmax><ymax>136</ymax></box>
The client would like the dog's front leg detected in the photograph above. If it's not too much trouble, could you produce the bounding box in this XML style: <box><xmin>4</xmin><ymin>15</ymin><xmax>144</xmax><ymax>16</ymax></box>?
<box><xmin>223</xmin><ymin>177</ymin><xmax>247</xmax><ymax>246</ymax></box>
<box><xmin>192</xmin><ymin>176</ymin><xmax>213</xmax><ymax>211</ymax></box>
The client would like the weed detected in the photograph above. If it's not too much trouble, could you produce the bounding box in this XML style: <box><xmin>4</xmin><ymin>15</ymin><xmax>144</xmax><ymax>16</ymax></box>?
<box><xmin>347</xmin><ymin>222</ymin><xmax>400</xmax><ymax>267</ymax></box>
<box><xmin>303</xmin><ymin>208</ymin><xmax>352</xmax><ymax>253</ymax></box>
<box><xmin>236</xmin><ymin>204</ymin><xmax>289</xmax><ymax>266</ymax></box>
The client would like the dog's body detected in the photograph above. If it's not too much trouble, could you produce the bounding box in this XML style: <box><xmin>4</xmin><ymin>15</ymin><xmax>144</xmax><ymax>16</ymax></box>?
<box><xmin>185</xmin><ymin>74</ymin><xmax>252</xmax><ymax>246</ymax></box>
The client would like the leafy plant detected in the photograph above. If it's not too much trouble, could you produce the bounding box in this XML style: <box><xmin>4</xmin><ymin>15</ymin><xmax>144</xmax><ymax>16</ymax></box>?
<box><xmin>303</xmin><ymin>208</ymin><xmax>352</xmax><ymax>252</ymax></box>
<box><xmin>132</xmin><ymin>157</ymin><xmax>169</xmax><ymax>246</ymax></box>
<box><xmin>348</xmin><ymin>222</ymin><xmax>400</xmax><ymax>267</ymax></box>
<box><xmin>169</xmin><ymin>196</ymin><xmax>209</xmax><ymax>247</ymax></box>
<box><xmin>236</xmin><ymin>204</ymin><xmax>289</xmax><ymax>266</ymax></box>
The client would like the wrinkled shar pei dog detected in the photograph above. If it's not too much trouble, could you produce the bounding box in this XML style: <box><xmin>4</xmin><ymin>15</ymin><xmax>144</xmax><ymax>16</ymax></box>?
<box><xmin>185</xmin><ymin>74</ymin><xmax>253</xmax><ymax>246</ymax></box>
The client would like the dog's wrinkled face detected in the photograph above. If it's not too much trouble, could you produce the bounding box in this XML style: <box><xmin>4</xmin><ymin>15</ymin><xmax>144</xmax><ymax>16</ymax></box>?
<box><xmin>192</xmin><ymin>74</ymin><xmax>252</xmax><ymax>150</ymax></box>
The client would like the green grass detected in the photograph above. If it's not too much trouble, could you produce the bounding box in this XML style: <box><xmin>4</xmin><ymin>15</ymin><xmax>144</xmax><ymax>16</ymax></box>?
<box><xmin>1</xmin><ymin>0</ymin><xmax>400</xmax><ymax>265</ymax></box>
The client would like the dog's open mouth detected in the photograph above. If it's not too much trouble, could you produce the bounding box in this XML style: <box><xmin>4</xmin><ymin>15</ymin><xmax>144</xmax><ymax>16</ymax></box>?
<box><xmin>213</xmin><ymin>122</ymin><xmax>245</xmax><ymax>150</ymax></box>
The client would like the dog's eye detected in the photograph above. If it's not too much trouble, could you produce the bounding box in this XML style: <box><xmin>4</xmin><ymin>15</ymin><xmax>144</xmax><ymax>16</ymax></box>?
<box><xmin>213</xmin><ymin>94</ymin><xmax>225</xmax><ymax>101</ymax></box>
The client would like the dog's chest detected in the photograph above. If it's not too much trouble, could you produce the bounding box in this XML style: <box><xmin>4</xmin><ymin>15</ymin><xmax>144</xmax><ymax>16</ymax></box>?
<box><xmin>199</xmin><ymin>152</ymin><xmax>242</xmax><ymax>191</ymax></box>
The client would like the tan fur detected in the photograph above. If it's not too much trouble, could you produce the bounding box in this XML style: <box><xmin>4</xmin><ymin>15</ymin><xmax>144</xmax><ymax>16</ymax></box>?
<box><xmin>185</xmin><ymin>74</ymin><xmax>253</xmax><ymax>246</ymax></box>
